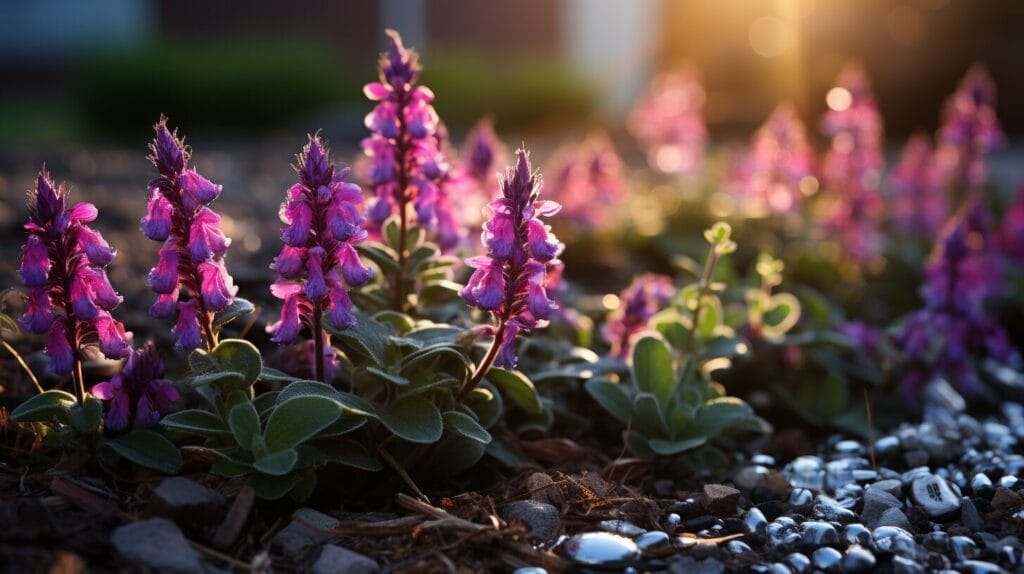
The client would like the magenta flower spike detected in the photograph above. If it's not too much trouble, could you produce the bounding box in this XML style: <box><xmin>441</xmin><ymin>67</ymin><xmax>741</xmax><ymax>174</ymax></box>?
<box><xmin>143</xmin><ymin>116</ymin><xmax>236</xmax><ymax>351</ymax></box>
<box><xmin>819</xmin><ymin>65</ymin><xmax>885</xmax><ymax>265</ymax></box>
<box><xmin>452</xmin><ymin>117</ymin><xmax>507</xmax><ymax>232</ymax></box>
<box><xmin>935</xmin><ymin>64</ymin><xmax>1004</xmax><ymax>191</ymax></box>
<box><xmin>893</xmin><ymin>204</ymin><xmax>1014</xmax><ymax>401</ymax></box>
<box><xmin>887</xmin><ymin>133</ymin><xmax>946</xmax><ymax>237</ymax></box>
<box><xmin>733</xmin><ymin>103</ymin><xmax>814</xmax><ymax>216</ymax></box>
<box><xmin>628</xmin><ymin>69</ymin><xmax>707</xmax><ymax>175</ymax></box>
<box><xmin>361</xmin><ymin>30</ymin><xmax>461</xmax><ymax>273</ymax></box>
<box><xmin>268</xmin><ymin>135</ymin><xmax>373</xmax><ymax>382</ymax></box>
<box><xmin>19</xmin><ymin>168</ymin><xmax>131</xmax><ymax>401</ymax></box>
<box><xmin>1000</xmin><ymin>187</ymin><xmax>1024</xmax><ymax>265</ymax></box>
<box><xmin>459</xmin><ymin>148</ymin><xmax>563</xmax><ymax>396</ymax></box>
<box><xmin>91</xmin><ymin>342</ymin><xmax>178</xmax><ymax>432</ymax></box>
<box><xmin>603</xmin><ymin>274</ymin><xmax>675</xmax><ymax>359</ymax></box>
<box><xmin>545</xmin><ymin>132</ymin><xmax>626</xmax><ymax>226</ymax></box>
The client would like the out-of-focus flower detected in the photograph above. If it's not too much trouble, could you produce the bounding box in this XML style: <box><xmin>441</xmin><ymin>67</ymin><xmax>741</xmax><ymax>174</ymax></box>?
<box><xmin>628</xmin><ymin>69</ymin><xmax>707</xmax><ymax>175</ymax></box>
<box><xmin>934</xmin><ymin>64</ymin><xmax>1004</xmax><ymax>191</ymax></box>
<box><xmin>819</xmin><ymin>65</ymin><xmax>885</xmax><ymax>264</ymax></box>
<box><xmin>544</xmin><ymin>132</ymin><xmax>626</xmax><ymax>226</ymax></box>
<box><xmin>91</xmin><ymin>342</ymin><xmax>178</xmax><ymax>432</ymax></box>
<box><xmin>603</xmin><ymin>274</ymin><xmax>675</xmax><ymax>359</ymax></box>
<box><xmin>1000</xmin><ymin>186</ymin><xmax>1024</xmax><ymax>265</ymax></box>
<box><xmin>451</xmin><ymin>117</ymin><xmax>507</xmax><ymax>232</ymax></box>
<box><xmin>361</xmin><ymin>29</ymin><xmax>461</xmax><ymax>249</ymax></box>
<box><xmin>19</xmin><ymin>169</ymin><xmax>130</xmax><ymax>389</ymax></box>
<box><xmin>732</xmin><ymin>103</ymin><xmax>814</xmax><ymax>216</ymax></box>
<box><xmin>887</xmin><ymin>133</ymin><xmax>946</xmax><ymax>237</ymax></box>
<box><xmin>144</xmin><ymin>116</ymin><xmax>236</xmax><ymax>350</ymax></box>
<box><xmin>268</xmin><ymin>135</ymin><xmax>372</xmax><ymax>381</ymax></box>
<box><xmin>461</xmin><ymin>148</ymin><xmax>563</xmax><ymax>369</ymax></box>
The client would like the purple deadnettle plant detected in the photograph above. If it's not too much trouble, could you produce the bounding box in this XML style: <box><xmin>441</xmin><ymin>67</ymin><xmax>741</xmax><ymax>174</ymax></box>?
<box><xmin>459</xmin><ymin>148</ymin><xmax>563</xmax><ymax>398</ymax></box>
<box><xmin>91</xmin><ymin>342</ymin><xmax>178</xmax><ymax>432</ymax></box>
<box><xmin>268</xmin><ymin>135</ymin><xmax>373</xmax><ymax>382</ymax></box>
<box><xmin>143</xmin><ymin>115</ymin><xmax>237</xmax><ymax>351</ymax></box>
<box><xmin>19</xmin><ymin>168</ymin><xmax>131</xmax><ymax>401</ymax></box>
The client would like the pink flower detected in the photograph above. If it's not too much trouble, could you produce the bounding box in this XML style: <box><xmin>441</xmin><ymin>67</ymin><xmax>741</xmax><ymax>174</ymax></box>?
<box><xmin>188</xmin><ymin>207</ymin><xmax>230</xmax><ymax>262</ymax></box>
<box><xmin>92</xmin><ymin>343</ymin><xmax>179</xmax><ymax>432</ymax></box>
<box><xmin>179</xmin><ymin>169</ymin><xmax>222</xmax><ymax>211</ymax></box>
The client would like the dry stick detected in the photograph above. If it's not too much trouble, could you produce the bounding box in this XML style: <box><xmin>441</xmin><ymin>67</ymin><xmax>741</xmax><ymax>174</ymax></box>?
<box><xmin>187</xmin><ymin>540</ymin><xmax>252</xmax><ymax>571</ymax></box>
<box><xmin>863</xmin><ymin>386</ymin><xmax>877</xmax><ymax>471</ymax></box>
<box><xmin>1</xmin><ymin>339</ymin><xmax>43</xmax><ymax>394</ymax></box>
<box><xmin>378</xmin><ymin>446</ymin><xmax>429</xmax><ymax>503</ymax></box>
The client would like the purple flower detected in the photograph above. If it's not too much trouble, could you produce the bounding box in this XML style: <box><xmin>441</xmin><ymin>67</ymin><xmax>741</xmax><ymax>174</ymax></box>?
<box><xmin>361</xmin><ymin>30</ymin><xmax>462</xmax><ymax>250</ymax></box>
<box><xmin>732</xmin><ymin>103</ymin><xmax>813</xmax><ymax>215</ymax></box>
<box><xmin>819</xmin><ymin>65</ymin><xmax>885</xmax><ymax>264</ymax></box>
<box><xmin>143</xmin><ymin>116</ymin><xmax>235</xmax><ymax>350</ymax></box>
<box><xmin>268</xmin><ymin>135</ymin><xmax>371</xmax><ymax>380</ymax></box>
<box><xmin>628</xmin><ymin>69</ymin><xmax>707</xmax><ymax>175</ymax></box>
<box><xmin>887</xmin><ymin>133</ymin><xmax>946</xmax><ymax>237</ymax></box>
<box><xmin>544</xmin><ymin>132</ymin><xmax>626</xmax><ymax>226</ymax></box>
<box><xmin>935</xmin><ymin>65</ymin><xmax>1004</xmax><ymax>191</ymax></box>
<box><xmin>603</xmin><ymin>274</ymin><xmax>675</xmax><ymax>359</ymax></box>
<box><xmin>91</xmin><ymin>343</ymin><xmax>179</xmax><ymax>433</ymax></box>
<box><xmin>461</xmin><ymin>148</ymin><xmax>563</xmax><ymax>370</ymax></box>
<box><xmin>462</xmin><ymin>117</ymin><xmax>505</xmax><ymax>184</ymax></box>
<box><xmin>18</xmin><ymin>169</ymin><xmax>131</xmax><ymax>388</ymax></box>
<box><xmin>1000</xmin><ymin>187</ymin><xmax>1024</xmax><ymax>264</ymax></box>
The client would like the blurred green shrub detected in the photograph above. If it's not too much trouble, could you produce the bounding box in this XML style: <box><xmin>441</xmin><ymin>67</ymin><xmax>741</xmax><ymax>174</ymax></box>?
<box><xmin>78</xmin><ymin>40</ymin><xmax>356</xmax><ymax>136</ymax></box>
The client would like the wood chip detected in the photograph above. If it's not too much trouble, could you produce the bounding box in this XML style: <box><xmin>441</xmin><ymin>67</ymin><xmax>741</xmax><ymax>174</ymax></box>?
<box><xmin>213</xmin><ymin>485</ymin><xmax>255</xmax><ymax>549</ymax></box>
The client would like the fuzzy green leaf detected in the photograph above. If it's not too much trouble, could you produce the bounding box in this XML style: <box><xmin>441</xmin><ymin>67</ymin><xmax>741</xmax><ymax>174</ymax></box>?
<box><xmin>160</xmin><ymin>409</ymin><xmax>230</xmax><ymax>436</ymax></box>
<box><xmin>462</xmin><ymin>383</ymin><xmax>503</xmax><ymax>429</ymax></box>
<box><xmin>380</xmin><ymin>396</ymin><xmax>443</xmax><ymax>444</ymax></box>
<box><xmin>316</xmin><ymin>439</ymin><xmax>383</xmax><ymax>471</ymax></box>
<box><xmin>486</xmin><ymin>368</ymin><xmax>542</xmax><ymax>414</ymax></box>
<box><xmin>211</xmin><ymin>339</ymin><xmax>262</xmax><ymax>385</ymax></box>
<box><xmin>264</xmin><ymin>396</ymin><xmax>341</xmax><ymax>452</ymax></box>
<box><xmin>212</xmin><ymin>297</ymin><xmax>255</xmax><ymax>329</ymax></box>
<box><xmin>11</xmin><ymin>390</ymin><xmax>76</xmax><ymax>423</ymax></box>
<box><xmin>631</xmin><ymin>334</ymin><xmax>676</xmax><ymax>407</ymax></box>
<box><xmin>70</xmin><ymin>396</ymin><xmax>103</xmax><ymax>434</ymax></box>
<box><xmin>105</xmin><ymin>430</ymin><xmax>182</xmax><ymax>474</ymax></box>
<box><xmin>633</xmin><ymin>392</ymin><xmax>670</xmax><ymax>438</ymax></box>
<box><xmin>253</xmin><ymin>448</ymin><xmax>298</xmax><ymax>476</ymax></box>
<box><xmin>442</xmin><ymin>411</ymin><xmax>492</xmax><ymax>444</ymax></box>
<box><xmin>648</xmin><ymin>436</ymin><xmax>707</xmax><ymax>455</ymax></box>
<box><xmin>327</xmin><ymin>311</ymin><xmax>393</xmax><ymax>367</ymax></box>
<box><xmin>228</xmin><ymin>401</ymin><xmax>260</xmax><ymax>450</ymax></box>
<box><xmin>584</xmin><ymin>378</ymin><xmax>633</xmax><ymax>425</ymax></box>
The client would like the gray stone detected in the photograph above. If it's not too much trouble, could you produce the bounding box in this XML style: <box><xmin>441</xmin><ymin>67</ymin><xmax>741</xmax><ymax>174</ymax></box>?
<box><xmin>598</xmin><ymin>519</ymin><xmax>645</xmax><ymax>537</ymax></box>
<box><xmin>784</xmin><ymin>552</ymin><xmax>811</xmax><ymax>574</ymax></box>
<box><xmin>784</xmin><ymin>456</ymin><xmax>825</xmax><ymax>490</ymax></box>
<box><xmin>892</xmin><ymin>555</ymin><xmax>926</xmax><ymax>574</ymax></box>
<box><xmin>962</xmin><ymin>497</ymin><xmax>983</xmax><ymax>531</ymax></box>
<box><xmin>874</xmin><ymin>508</ymin><xmax>913</xmax><ymax>531</ymax></box>
<box><xmin>636</xmin><ymin>530</ymin><xmax>670</xmax><ymax>550</ymax></box>
<box><xmin>272</xmin><ymin>508</ymin><xmax>341</xmax><ymax>555</ymax></box>
<box><xmin>867</xmin><ymin>479</ymin><xmax>903</xmax><ymax>499</ymax></box>
<box><xmin>501</xmin><ymin>500</ymin><xmax>560</xmax><ymax>540</ymax></box>
<box><xmin>956</xmin><ymin>560</ymin><xmax>1007</xmax><ymax>574</ymax></box>
<box><xmin>667</xmin><ymin>556</ymin><xmax>724</xmax><ymax>574</ymax></box>
<box><xmin>788</xmin><ymin>488</ymin><xmax>814</xmax><ymax>509</ymax></box>
<box><xmin>312</xmin><ymin>545</ymin><xmax>379</xmax><ymax>574</ymax></box>
<box><xmin>512</xmin><ymin>569</ymin><xmax>548</xmax><ymax>574</ymax></box>
<box><xmin>726</xmin><ymin>540</ymin><xmax>752</xmax><ymax>554</ymax></box>
<box><xmin>564</xmin><ymin>532</ymin><xmax>640</xmax><ymax>568</ymax></box>
<box><xmin>860</xmin><ymin>488</ymin><xmax>902</xmax><ymax>528</ymax></box>
<box><xmin>951</xmin><ymin>535</ymin><xmax>980</xmax><ymax>562</ymax></box>
<box><xmin>872</xmin><ymin>526</ymin><xmax>917</xmax><ymax>557</ymax></box>
<box><xmin>734</xmin><ymin>465</ymin><xmax>771</xmax><ymax>490</ymax></box>
<box><xmin>742</xmin><ymin>507</ymin><xmax>768</xmax><ymax>543</ymax></box>
<box><xmin>111</xmin><ymin>518</ymin><xmax>204</xmax><ymax>573</ymax></box>
<box><xmin>911</xmin><ymin>474</ymin><xmax>961</xmax><ymax>517</ymax></box>
<box><xmin>841</xmin><ymin>546</ymin><xmax>876</xmax><ymax>572</ymax></box>
<box><xmin>843</xmin><ymin>524</ymin><xmax>872</xmax><ymax>548</ymax></box>
<box><xmin>971</xmin><ymin>473</ymin><xmax>995</xmax><ymax>498</ymax></box>
<box><xmin>813</xmin><ymin>495</ymin><xmax>857</xmax><ymax>524</ymax></box>
<box><xmin>811</xmin><ymin>547</ymin><xmax>842</xmax><ymax>571</ymax></box>
<box><xmin>151</xmin><ymin>477</ymin><xmax>226</xmax><ymax>525</ymax></box>
<box><xmin>701</xmin><ymin>484</ymin><xmax>740</xmax><ymax>515</ymax></box>
<box><xmin>800</xmin><ymin>520</ymin><xmax>839</xmax><ymax>549</ymax></box>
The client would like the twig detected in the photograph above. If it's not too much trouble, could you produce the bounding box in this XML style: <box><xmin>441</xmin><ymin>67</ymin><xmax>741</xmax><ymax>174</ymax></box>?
<box><xmin>1</xmin><ymin>339</ymin><xmax>43</xmax><ymax>394</ymax></box>
<box><xmin>188</xmin><ymin>540</ymin><xmax>252</xmax><ymax>571</ymax></box>
<box><xmin>379</xmin><ymin>447</ymin><xmax>429</xmax><ymax>503</ymax></box>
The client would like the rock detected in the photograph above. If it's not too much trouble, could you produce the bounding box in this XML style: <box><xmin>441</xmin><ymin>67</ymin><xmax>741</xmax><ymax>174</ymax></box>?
<box><xmin>872</xmin><ymin>526</ymin><xmax>917</xmax><ymax>557</ymax></box>
<box><xmin>151</xmin><ymin>477</ymin><xmax>226</xmax><ymax>525</ymax></box>
<box><xmin>734</xmin><ymin>465</ymin><xmax>771</xmax><ymax>490</ymax></box>
<box><xmin>910</xmin><ymin>474</ymin><xmax>961</xmax><ymax>517</ymax></box>
<box><xmin>110</xmin><ymin>518</ymin><xmax>204</xmax><ymax>573</ymax></box>
<box><xmin>500</xmin><ymin>500</ymin><xmax>560</xmax><ymax>540</ymax></box>
<box><xmin>788</xmin><ymin>488</ymin><xmax>814</xmax><ymax>510</ymax></box>
<box><xmin>598</xmin><ymin>520</ymin><xmax>645</xmax><ymax>537</ymax></box>
<box><xmin>312</xmin><ymin>545</ymin><xmax>379</xmax><ymax>574</ymax></box>
<box><xmin>998</xmin><ymin>475</ymin><xmax>1020</xmax><ymax>490</ymax></box>
<box><xmin>813</xmin><ymin>495</ymin><xmax>857</xmax><ymax>524</ymax></box>
<box><xmin>527</xmin><ymin>472</ymin><xmax>563</xmax><ymax>506</ymax></box>
<box><xmin>956</xmin><ymin>560</ymin><xmax>1007</xmax><ymax>574</ymax></box>
<box><xmin>843</xmin><ymin>524</ymin><xmax>872</xmax><ymax>548</ymax></box>
<box><xmin>784</xmin><ymin>456</ymin><xmax>825</xmax><ymax>491</ymax></box>
<box><xmin>834</xmin><ymin>440</ymin><xmax>864</xmax><ymax>457</ymax></box>
<box><xmin>752</xmin><ymin>454</ymin><xmax>776</xmax><ymax>466</ymax></box>
<box><xmin>841</xmin><ymin>546</ymin><xmax>876</xmax><ymax>572</ymax></box>
<box><xmin>921</xmin><ymin>531</ymin><xmax>950</xmax><ymax>553</ymax></box>
<box><xmin>784</xmin><ymin>552</ymin><xmax>811</xmax><ymax>574</ymax></box>
<box><xmin>875</xmin><ymin>508</ymin><xmax>913</xmax><ymax>531</ymax></box>
<box><xmin>971</xmin><ymin>473</ymin><xmax>995</xmax><ymax>499</ymax></box>
<box><xmin>951</xmin><ymin>535</ymin><xmax>980</xmax><ymax>561</ymax></box>
<box><xmin>683</xmin><ymin>515</ymin><xmax>717</xmax><ymax>531</ymax></box>
<box><xmin>867</xmin><ymin>479</ymin><xmax>903</xmax><ymax>499</ymax></box>
<box><xmin>860</xmin><ymin>488</ymin><xmax>902</xmax><ymax>528</ymax></box>
<box><xmin>892</xmin><ymin>555</ymin><xmax>926</xmax><ymax>574</ymax></box>
<box><xmin>741</xmin><ymin>508</ymin><xmax>768</xmax><ymax>543</ymax></box>
<box><xmin>962</xmin><ymin>497</ymin><xmax>983</xmax><ymax>531</ymax></box>
<box><xmin>668</xmin><ymin>556</ymin><xmax>724</xmax><ymax>574</ymax></box>
<box><xmin>667</xmin><ymin>498</ymin><xmax>703</xmax><ymax>520</ymax></box>
<box><xmin>563</xmin><ymin>532</ymin><xmax>640</xmax><ymax>568</ymax></box>
<box><xmin>726</xmin><ymin>540</ymin><xmax>752</xmax><ymax>554</ymax></box>
<box><xmin>904</xmin><ymin>450</ymin><xmax>930</xmax><ymax>468</ymax></box>
<box><xmin>636</xmin><ymin>531</ymin><xmax>670</xmax><ymax>550</ymax></box>
<box><xmin>799</xmin><ymin>521</ymin><xmax>839</xmax><ymax>549</ymax></box>
<box><xmin>666</xmin><ymin>513</ymin><xmax>681</xmax><ymax>527</ymax></box>
<box><xmin>991</xmin><ymin>487</ymin><xmax>1023</xmax><ymax>514</ymax></box>
<box><xmin>701</xmin><ymin>484</ymin><xmax>741</xmax><ymax>516</ymax></box>
<box><xmin>512</xmin><ymin>569</ymin><xmax>548</xmax><ymax>574</ymax></box>
<box><xmin>811</xmin><ymin>547</ymin><xmax>842</xmax><ymax>571</ymax></box>
<box><xmin>272</xmin><ymin>508</ymin><xmax>341</xmax><ymax>555</ymax></box>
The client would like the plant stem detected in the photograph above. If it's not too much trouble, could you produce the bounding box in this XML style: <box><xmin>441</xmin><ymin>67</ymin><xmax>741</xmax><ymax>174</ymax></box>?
<box><xmin>687</xmin><ymin>248</ymin><xmax>719</xmax><ymax>350</ymax></box>
<box><xmin>200</xmin><ymin>310</ymin><xmax>218</xmax><ymax>351</ymax></box>
<box><xmin>312</xmin><ymin>306</ymin><xmax>324</xmax><ymax>383</ymax></box>
<box><xmin>390</xmin><ymin>89</ymin><xmax>412</xmax><ymax>312</ymax></box>
<box><xmin>1</xmin><ymin>339</ymin><xmax>43</xmax><ymax>394</ymax></box>
<box><xmin>72</xmin><ymin>355</ymin><xmax>85</xmax><ymax>403</ymax></box>
<box><xmin>458</xmin><ymin>319</ymin><xmax>506</xmax><ymax>401</ymax></box>
<box><xmin>393</xmin><ymin>202</ymin><xmax>408</xmax><ymax>311</ymax></box>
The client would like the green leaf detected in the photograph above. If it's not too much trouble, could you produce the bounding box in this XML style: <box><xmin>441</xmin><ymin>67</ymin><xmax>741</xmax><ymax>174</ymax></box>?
<box><xmin>462</xmin><ymin>382</ymin><xmax>503</xmax><ymax>428</ymax></box>
<box><xmin>396</xmin><ymin>325</ymin><xmax>465</xmax><ymax>348</ymax></box>
<box><xmin>692</xmin><ymin>397</ymin><xmax>758</xmax><ymax>436</ymax></box>
<box><xmin>486</xmin><ymin>368</ymin><xmax>542</xmax><ymax>414</ymax></box>
<box><xmin>327</xmin><ymin>311</ymin><xmax>393</xmax><ymax>367</ymax></box>
<box><xmin>252</xmin><ymin>391</ymin><xmax>279</xmax><ymax>418</ymax></box>
<box><xmin>399</xmin><ymin>344</ymin><xmax>470</xmax><ymax>376</ymax></box>
<box><xmin>189</xmin><ymin>371</ymin><xmax>247</xmax><ymax>389</ymax></box>
<box><xmin>442</xmin><ymin>411</ymin><xmax>492</xmax><ymax>444</ymax></box>
<box><xmin>228</xmin><ymin>401</ymin><xmax>260</xmax><ymax>450</ymax></box>
<box><xmin>417</xmin><ymin>281</ymin><xmax>462</xmax><ymax>306</ymax></box>
<box><xmin>317</xmin><ymin>416</ymin><xmax>368</xmax><ymax>437</ymax></box>
<box><xmin>631</xmin><ymin>334</ymin><xmax>676</xmax><ymax>407</ymax></box>
<box><xmin>366</xmin><ymin>367</ymin><xmax>410</xmax><ymax>386</ymax></box>
<box><xmin>249</xmin><ymin>472</ymin><xmax>301</xmax><ymax>500</ymax></box>
<box><xmin>212</xmin><ymin>297</ymin><xmax>255</xmax><ymax>329</ymax></box>
<box><xmin>373</xmin><ymin>311</ymin><xmax>416</xmax><ymax>333</ymax></box>
<box><xmin>648</xmin><ymin>436</ymin><xmax>707</xmax><ymax>455</ymax></box>
<box><xmin>0</xmin><ymin>312</ymin><xmax>20</xmax><ymax>334</ymax></box>
<box><xmin>105</xmin><ymin>430</ymin><xmax>182</xmax><ymax>474</ymax></box>
<box><xmin>624</xmin><ymin>429</ymin><xmax>657</xmax><ymax>459</ymax></box>
<box><xmin>211</xmin><ymin>459</ymin><xmax>252</xmax><ymax>477</ymax></box>
<box><xmin>316</xmin><ymin>439</ymin><xmax>383</xmax><ymax>471</ymax></box>
<box><xmin>11</xmin><ymin>390</ymin><xmax>76</xmax><ymax>423</ymax></box>
<box><xmin>584</xmin><ymin>378</ymin><xmax>633</xmax><ymax>425</ymax></box>
<box><xmin>697</xmin><ymin>298</ymin><xmax>723</xmax><ymax>338</ymax></box>
<box><xmin>253</xmin><ymin>448</ymin><xmax>299</xmax><ymax>476</ymax></box>
<box><xmin>383</xmin><ymin>216</ymin><xmax>402</xmax><ymax>250</ymax></box>
<box><xmin>211</xmin><ymin>339</ymin><xmax>263</xmax><ymax>386</ymax></box>
<box><xmin>380</xmin><ymin>396</ymin><xmax>443</xmax><ymax>444</ymax></box>
<box><xmin>633</xmin><ymin>392</ymin><xmax>670</xmax><ymax>438</ymax></box>
<box><xmin>264</xmin><ymin>396</ymin><xmax>342</xmax><ymax>452</ymax></box>
<box><xmin>356</xmin><ymin>242</ymin><xmax>401</xmax><ymax>275</ymax></box>
<box><xmin>275</xmin><ymin>380</ymin><xmax>377</xmax><ymax>418</ymax></box>
<box><xmin>259</xmin><ymin>367</ymin><xmax>302</xmax><ymax>384</ymax></box>
<box><xmin>702</xmin><ymin>336</ymin><xmax>747</xmax><ymax>360</ymax></box>
<box><xmin>160</xmin><ymin>409</ymin><xmax>231</xmax><ymax>436</ymax></box>
<box><xmin>70</xmin><ymin>397</ymin><xmax>103</xmax><ymax>434</ymax></box>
